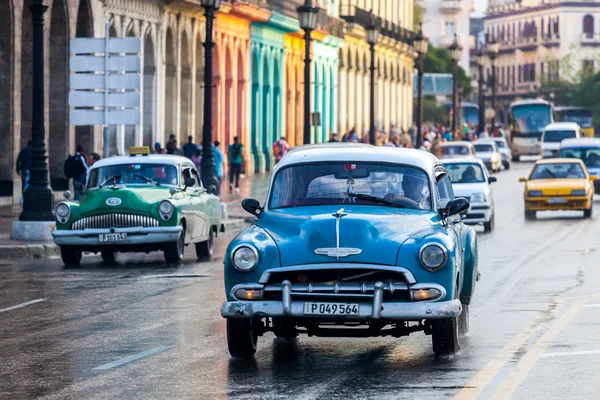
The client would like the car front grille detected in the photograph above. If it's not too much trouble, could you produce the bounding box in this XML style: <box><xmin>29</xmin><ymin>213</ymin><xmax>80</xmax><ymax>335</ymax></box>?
<box><xmin>71</xmin><ymin>214</ymin><xmax>160</xmax><ymax>230</ymax></box>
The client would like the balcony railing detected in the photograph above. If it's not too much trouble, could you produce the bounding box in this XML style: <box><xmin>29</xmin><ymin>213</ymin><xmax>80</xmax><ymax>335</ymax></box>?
<box><xmin>316</xmin><ymin>9</ymin><xmax>345</xmax><ymax>39</ymax></box>
<box><xmin>440</xmin><ymin>0</ymin><xmax>463</xmax><ymax>13</ymax></box>
<box><xmin>339</xmin><ymin>5</ymin><xmax>373</xmax><ymax>27</ymax></box>
<box><xmin>581</xmin><ymin>32</ymin><xmax>600</xmax><ymax>44</ymax></box>
<box><xmin>541</xmin><ymin>33</ymin><xmax>560</xmax><ymax>47</ymax></box>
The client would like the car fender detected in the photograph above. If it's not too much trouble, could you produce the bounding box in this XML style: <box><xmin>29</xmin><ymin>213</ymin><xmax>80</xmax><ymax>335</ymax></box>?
<box><xmin>459</xmin><ymin>225</ymin><xmax>478</xmax><ymax>304</ymax></box>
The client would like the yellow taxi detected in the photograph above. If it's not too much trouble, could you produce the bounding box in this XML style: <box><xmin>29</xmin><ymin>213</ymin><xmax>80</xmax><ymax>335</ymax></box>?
<box><xmin>519</xmin><ymin>158</ymin><xmax>598</xmax><ymax>220</ymax></box>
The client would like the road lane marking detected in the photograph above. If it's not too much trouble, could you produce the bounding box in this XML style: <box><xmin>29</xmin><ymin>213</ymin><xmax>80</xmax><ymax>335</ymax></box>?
<box><xmin>453</xmin><ymin>321</ymin><xmax>545</xmax><ymax>400</ymax></box>
<box><xmin>489</xmin><ymin>301</ymin><xmax>584</xmax><ymax>399</ymax></box>
<box><xmin>0</xmin><ymin>298</ymin><xmax>46</xmax><ymax>313</ymax></box>
<box><xmin>541</xmin><ymin>349</ymin><xmax>600</xmax><ymax>358</ymax></box>
<box><xmin>93</xmin><ymin>345</ymin><xmax>173</xmax><ymax>371</ymax></box>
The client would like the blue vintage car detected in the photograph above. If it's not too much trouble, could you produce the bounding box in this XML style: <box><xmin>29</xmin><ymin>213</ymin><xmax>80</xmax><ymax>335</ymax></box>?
<box><xmin>221</xmin><ymin>144</ymin><xmax>479</xmax><ymax>357</ymax></box>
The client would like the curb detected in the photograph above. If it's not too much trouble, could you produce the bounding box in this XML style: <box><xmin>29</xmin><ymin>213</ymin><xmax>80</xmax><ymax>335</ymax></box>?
<box><xmin>0</xmin><ymin>243</ymin><xmax>59</xmax><ymax>260</ymax></box>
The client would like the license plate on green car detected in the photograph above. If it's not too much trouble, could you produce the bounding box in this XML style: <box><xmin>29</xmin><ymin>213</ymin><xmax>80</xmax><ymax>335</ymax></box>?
<box><xmin>303</xmin><ymin>302</ymin><xmax>359</xmax><ymax>316</ymax></box>
<box><xmin>99</xmin><ymin>233</ymin><xmax>128</xmax><ymax>243</ymax></box>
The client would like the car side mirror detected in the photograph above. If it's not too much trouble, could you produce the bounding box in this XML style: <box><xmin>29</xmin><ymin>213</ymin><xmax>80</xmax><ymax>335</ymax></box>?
<box><xmin>488</xmin><ymin>176</ymin><xmax>497</xmax><ymax>184</ymax></box>
<box><xmin>591</xmin><ymin>175</ymin><xmax>599</xmax><ymax>181</ymax></box>
<box><xmin>242</xmin><ymin>197</ymin><xmax>263</xmax><ymax>217</ymax></box>
<box><xmin>207</xmin><ymin>184</ymin><xmax>217</xmax><ymax>194</ymax></box>
<box><xmin>441</xmin><ymin>197</ymin><xmax>470</xmax><ymax>220</ymax></box>
<box><xmin>519</xmin><ymin>177</ymin><xmax>527</xmax><ymax>182</ymax></box>
<box><xmin>184</xmin><ymin>177</ymin><xmax>196</xmax><ymax>188</ymax></box>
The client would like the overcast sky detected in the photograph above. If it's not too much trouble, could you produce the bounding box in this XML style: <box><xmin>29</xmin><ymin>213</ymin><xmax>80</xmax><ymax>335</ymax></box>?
<box><xmin>472</xmin><ymin>0</ymin><xmax>488</xmax><ymax>18</ymax></box>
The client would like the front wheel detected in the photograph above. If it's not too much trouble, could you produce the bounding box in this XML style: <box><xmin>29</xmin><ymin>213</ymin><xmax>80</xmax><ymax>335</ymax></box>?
<box><xmin>431</xmin><ymin>317</ymin><xmax>460</xmax><ymax>355</ymax></box>
<box><xmin>195</xmin><ymin>228</ymin><xmax>214</xmax><ymax>261</ymax></box>
<box><xmin>164</xmin><ymin>225</ymin><xmax>185</xmax><ymax>265</ymax></box>
<box><xmin>483</xmin><ymin>214</ymin><xmax>494</xmax><ymax>233</ymax></box>
<box><xmin>584</xmin><ymin>205</ymin><xmax>593</xmax><ymax>219</ymax></box>
<box><xmin>459</xmin><ymin>303</ymin><xmax>470</xmax><ymax>335</ymax></box>
<box><xmin>503</xmin><ymin>161</ymin><xmax>510</xmax><ymax>170</ymax></box>
<box><xmin>101</xmin><ymin>250</ymin><xmax>118</xmax><ymax>264</ymax></box>
<box><xmin>525</xmin><ymin>210</ymin><xmax>536</xmax><ymax>220</ymax></box>
<box><xmin>511</xmin><ymin>155</ymin><xmax>520</xmax><ymax>162</ymax></box>
<box><xmin>227</xmin><ymin>318</ymin><xmax>258</xmax><ymax>359</ymax></box>
<box><xmin>61</xmin><ymin>246</ymin><xmax>82</xmax><ymax>267</ymax></box>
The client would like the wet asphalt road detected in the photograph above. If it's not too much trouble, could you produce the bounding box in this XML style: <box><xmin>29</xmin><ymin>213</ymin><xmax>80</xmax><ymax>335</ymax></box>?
<box><xmin>2</xmin><ymin>159</ymin><xmax>600</xmax><ymax>400</ymax></box>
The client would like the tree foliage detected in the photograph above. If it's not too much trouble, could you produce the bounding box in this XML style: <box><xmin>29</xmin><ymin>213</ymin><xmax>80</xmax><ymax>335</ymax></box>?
<box><xmin>423</xmin><ymin>44</ymin><xmax>473</xmax><ymax>98</ymax></box>
<box><xmin>414</xmin><ymin>3</ymin><xmax>424</xmax><ymax>29</ymax></box>
<box><xmin>572</xmin><ymin>72</ymin><xmax>600</xmax><ymax>129</ymax></box>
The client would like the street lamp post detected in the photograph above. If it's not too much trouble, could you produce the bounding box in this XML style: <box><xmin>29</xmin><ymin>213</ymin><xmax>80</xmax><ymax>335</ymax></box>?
<box><xmin>200</xmin><ymin>0</ymin><xmax>221</xmax><ymax>195</ymax></box>
<box><xmin>488</xmin><ymin>39</ymin><xmax>499</xmax><ymax>132</ymax></box>
<box><xmin>448</xmin><ymin>34</ymin><xmax>462</xmax><ymax>135</ymax></box>
<box><xmin>366</xmin><ymin>13</ymin><xmax>379</xmax><ymax>146</ymax></box>
<box><xmin>297</xmin><ymin>0</ymin><xmax>319</xmax><ymax>145</ymax></box>
<box><xmin>413</xmin><ymin>23</ymin><xmax>428</xmax><ymax>149</ymax></box>
<box><xmin>20</xmin><ymin>0</ymin><xmax>54</xmax><ymax>222</ymax></box>
<box><xmin>476</xmin><ymin>47</ymin><xmax>486</xmax><ymax>136</ymax></box>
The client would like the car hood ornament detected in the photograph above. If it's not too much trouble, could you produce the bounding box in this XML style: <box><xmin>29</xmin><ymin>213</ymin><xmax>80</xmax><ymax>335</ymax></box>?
<box><xmin>314</xmin><ymin>208</ymin><xmax>363</xmax><ymax>259</ymax></box>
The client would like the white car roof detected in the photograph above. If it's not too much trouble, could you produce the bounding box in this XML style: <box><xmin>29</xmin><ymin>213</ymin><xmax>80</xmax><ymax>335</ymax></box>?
<box><xmin>91</xmin><ymin>154</ymin><xmax>191</xmax><ymax>169</ymax></box>
<box><xmin>277</xmin><ymin>143</ymin><xmax>441</xmax><ymax>173</ymax></box>
<box><xmin>441</xmin><ymin>157</ymin><xmax>487</xmax><ymax>166</ymax></box>
<box><xmin>473</xmin><ymin>140</ymin><xmax>497</xmax><ymax>147</ymax></box>
<box><xmin>543</xmin><ymin>122</ymin><xmax>580</xmax><ymax>131</ymax></box>
<box><xmin>560</xmin><ymin>138</ymin><xmax>600</xmax><ymax>148</ymax></box>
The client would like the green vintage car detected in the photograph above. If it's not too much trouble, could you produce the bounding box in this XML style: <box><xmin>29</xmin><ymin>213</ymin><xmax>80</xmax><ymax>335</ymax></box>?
<box><xmin>52</xmin><ymin>147</ymin><xmax>222</xmax><ymax>266</ymax></box>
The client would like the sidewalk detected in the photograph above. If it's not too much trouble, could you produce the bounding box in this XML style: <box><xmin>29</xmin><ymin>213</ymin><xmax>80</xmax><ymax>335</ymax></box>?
<box><xmin>0</xmin><ymin>172</ymin><xmax>272</xmax><ymax>259</ymax></box>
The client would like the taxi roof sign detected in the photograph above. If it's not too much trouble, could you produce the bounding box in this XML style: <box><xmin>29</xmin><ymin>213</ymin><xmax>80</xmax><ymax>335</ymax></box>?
<box><xmin>129</xmin><ymin>146</ymin><xmax>150</xmax><ymax>156</ymax></box>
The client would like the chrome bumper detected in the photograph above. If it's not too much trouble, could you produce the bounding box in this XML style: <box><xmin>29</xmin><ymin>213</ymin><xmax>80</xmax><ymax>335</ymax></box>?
<box><xmin>221</xmin><ymin>279</ymin><xmax>461</xmax><ymax>321</ymax></box>
<box><xmin>52</xmin><ymin>226</ymin><xmax>182</xmax><ymax>246</ymax></box>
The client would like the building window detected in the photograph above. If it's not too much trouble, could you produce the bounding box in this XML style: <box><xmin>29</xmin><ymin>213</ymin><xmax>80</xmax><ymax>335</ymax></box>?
<box><xmin>583</xmin><ymin>60</ymin><xmax>594</xmax><ymax>79</ymax></box>
<box><xmin>445</xmin><ymin>21</ymin><xmax>455</xmax><ymax>37</ymax></box>
<box><xmin>583</xmin><ymin>15</ymin><xmax>594</xmax><ymax>39</ymax></box>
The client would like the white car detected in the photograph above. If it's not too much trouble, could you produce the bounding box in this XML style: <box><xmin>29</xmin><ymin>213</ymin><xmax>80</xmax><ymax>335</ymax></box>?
<box><xmin>541</xmin><ymin>122</ymin><xmax>581</xmax><ymax>158</ymax></box>
<box><xmin>473</xmin><ymin>140</ymin><xmax>503</xmax><ymax>173</ymax></box>
<box><xmin>491</xmin><ymin>137</ymin><xmax>512</xmax><ymax>170</ymax></box>
<box><xmin>442</xmin><ymin>158</ymin><xmax>496</xmax><ymax>232</ymax></box>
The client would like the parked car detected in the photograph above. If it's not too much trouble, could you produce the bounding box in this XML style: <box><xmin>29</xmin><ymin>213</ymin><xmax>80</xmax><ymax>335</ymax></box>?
<box><xmin>52</xmin><ymin>146</ymin><xmax>222</xmax><ymax>266</ymax></box>
<box><xmin>221</xmin><ymin>144</ymin><xmax>479</xmax><ymax>358</ymax></box>
<box><xmin>541</xmin><ymin>122</ymin><xmax>581</xmax><ymax>158</ymax></box>
<box><xmin>491</xmin><ymin>137</ymin><xmax>512</xmax><ymax>170</ymax></box>
<box><xmin>434</xmin><ymin>141</ymin><xmax>477</xmax><ymax>159</ymax></box>
<box><xmin>519</xmin><ymin>158</ymin><xmax>597</xmax><ymax>220</ymax></box>
<box><xmin>559</xmin><ymin>138</ymin><xmax>600</xmax><ymax>192</ymax></box>
<box><xmin>473</xmin><ymin>140</ymin><xmax>503</xmax><ymax>172</ymax></box>
<box><xmin>442</xmin><ymin>158</ymin><xmax>496</xmax><ymax>232</ymax></box>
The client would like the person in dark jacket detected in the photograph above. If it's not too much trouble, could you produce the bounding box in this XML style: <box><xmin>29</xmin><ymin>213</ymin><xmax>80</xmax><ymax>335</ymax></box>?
<box><xmin>73</xmin><ymin>145</ymin><xmax>89</xmax><ymax>201</ymax></box>
<box><xmin>183</xmin><ymin>136</ymin><xmax>197</xmax><ymax>159</ymax></box>
<box><xmin>16</xmin><ymin>140</ymin><xmax>32</xmax><ymax>203</ymax></box>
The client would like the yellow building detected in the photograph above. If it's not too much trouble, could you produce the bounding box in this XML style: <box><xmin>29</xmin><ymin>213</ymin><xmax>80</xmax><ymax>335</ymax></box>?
<box><xmin>338</xmin><ymin>1</ymin><xmax>416</xmax><ymax>139</ymax></box>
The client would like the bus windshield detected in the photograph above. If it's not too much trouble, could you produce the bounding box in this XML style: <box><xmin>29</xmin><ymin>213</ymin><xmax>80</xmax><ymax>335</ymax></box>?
<box><xmin>463</xmin><ymin>106</ymin><xmax>479</xmax><ymax>126</ymax></box>
<box><xmin>512</xmin><ymin>104</ymin><xmax>552</xmax><ymax>133</ymax></box>
<box><xmin>556</xmin><ymin>109</ymin><xmax>593</xmax><ymax>128</ymax></box>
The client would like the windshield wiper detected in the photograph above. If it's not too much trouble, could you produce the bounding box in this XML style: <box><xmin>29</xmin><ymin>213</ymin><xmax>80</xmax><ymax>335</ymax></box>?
<box><xmin>133</xmin><ymin>174</ymin><xmax>161</xmax><ymax>186</ymax></box>
<box><xmin>346</xmin><ymin>193</ymin><xmax>407</xmax><ymax>208</ymax></box>
<box><xmin>100</xmin><ymin>175</ymin><xmax>122</xmax><ymax>188</ymax></box>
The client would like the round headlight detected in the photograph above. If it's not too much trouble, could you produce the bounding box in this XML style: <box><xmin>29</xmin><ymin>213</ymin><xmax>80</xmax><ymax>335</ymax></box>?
<box><xmin>232</xmin><ymin>245</ymin><xmax>259</xmax><ymax>272</ymax></box>
<box><xmin>420</xmin><ymin>244</ymin><xmax>448</xmax><ymax>271</ymax></box>
<box><xmin>56</xmin><ymin>203</ymin><xmax>70</xmax><ymax>218</ymax></box>
<box><xmin>159</xmin><ymin>200</ymin><xmax>174</xmax><ymax>220</ymax></box>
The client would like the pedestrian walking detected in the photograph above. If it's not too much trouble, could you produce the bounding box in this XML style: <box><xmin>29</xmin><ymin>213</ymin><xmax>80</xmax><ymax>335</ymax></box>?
<box><xmin>192</xmin><ymin>148</ymin><xmax>202</xmax><ymax>172</ymax></box>
<box><xmin>63</xmin><ymin>145</ymin><xmax>89</xmax><ymax>200</ymax></box>
<box><xmin>228</xmin><ymin>136</ymin><xmax>243</xmax><ymax>194</ymax></box>
<box><xmin>16</xmin><ymin>140</ymin><xmax>32</xmax><ymax>204</ymax></box>
<box><xmin>183</xmin><ymin>135</ymin><xmax>197</xmax><ymax>159</ymax></box>
<box><xmin>400</xmin><ymin>129</ymin><xmax>413</xmax><ymax>148</ymax></box>
<box><xmin>154</xmin><ymin>142</ymin><xmax>165</xmax><ymax>154</ymax></box>
<box><xmin>87</xmin><ymin>152</ymin><xmax>101</xmax><ymax>167</ymax></box>
<box><xmin>272</xmin><ymin>136</ymin><xmax>290</xmax><ymax>164</ymax></box>
<box><xmin>328</xmin><ymin>133</ymin><xmax>338</xmax><ymax>142</ymax></box>
<box><xmin>213</xmin><ymin>141</ymin><xmax>224</xmax><ymax>187</ymax></box>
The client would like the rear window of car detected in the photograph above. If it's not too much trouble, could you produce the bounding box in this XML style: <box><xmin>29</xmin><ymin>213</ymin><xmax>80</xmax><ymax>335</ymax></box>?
<box><xmin>474</xmin><ymin>144</ymin><xmax>494</xmax><ymax>152</ymax></box>
<box><xmin>559</xmin><ymin>147</ymin><xmax>600</xmax><ymax>167</ymax></box>
<box><xmin>436</xmin><ymin>145</ymin><xmax>472</xmax><ymax>157</ymax></box>
<box><xmin>493</xmin><ymin>140</ymin><xmax>507</xmax><ymax>148</ymax></box>
<box><xmin>543</xmin><ymin>130</ymin><xmax>577</xmax><ymax>143</ymax></box>
<box><xmin>444</xmin><ymin>163</ymin><xmax>486</xmax><ymax>183</ymax></box>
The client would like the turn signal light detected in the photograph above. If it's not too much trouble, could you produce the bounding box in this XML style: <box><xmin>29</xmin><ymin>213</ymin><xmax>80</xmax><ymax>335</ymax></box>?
<box><xmin>234</xmin><ymin>288</ymin><xmax>263</xmax><ymax>300</ymax></box>
<box><xmin>410</xmin><ymin>288</ymin><xmax>442</xmax><ymax>301</ymax></box>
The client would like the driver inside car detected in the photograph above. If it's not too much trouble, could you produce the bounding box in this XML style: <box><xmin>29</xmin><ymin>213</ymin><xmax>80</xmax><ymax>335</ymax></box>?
<box><xmin>460</xmin><ymin>166</ymin><xmax>478</xmax><ymax>183</ymax></box>
<box><xmin>384</xmin><ymin>174</ymin><xmax>429</xmax><ymax>209</ymax></box>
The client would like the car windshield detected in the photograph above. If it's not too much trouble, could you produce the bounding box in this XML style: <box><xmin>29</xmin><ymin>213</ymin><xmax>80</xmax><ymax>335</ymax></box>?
<box><xmin>544</xmin><ymin>130</ymin><xmax>576</xmax><ymax>143</ymax></box>
<box><xmin>559</xmin><ymin>147</ymin><xmax>600</xmax><ymax>167</ymax></box>
<box><xmin>557</xmin><ymin>110</ymin><xmax>593</xmax><ymax>127</ymax></box>
<box><xmin>436</xmin><ymin>145</ymin><xmax>471</xmax><ymax>157</ymax></box>
<box><xmin>269</xmin><ymin>163</ymin><xmax>432</xmax><ymax>211</ymax></box>
<box><xmin>87</xmin><ymin>163</ymin><xmax>178</xmax><ymax>189</ymax></box>
<box><xmin>493</xmin><ymin>140</ymin><xmax>507</xmax><ymax>148</ymax></box>
<box><xmin>530</xmin><ymin>163</ymin><xmax>585</xmax><ymax>180</ymax></box>
<box><xmin>445</xmin><ymin>163</ymin><xmax>486</xmax><ymax>184</ymax></box>
<box><xmin>474</xmin><ymin>144</ymin><xmax>494</xmax><ymax>152</ymax></box>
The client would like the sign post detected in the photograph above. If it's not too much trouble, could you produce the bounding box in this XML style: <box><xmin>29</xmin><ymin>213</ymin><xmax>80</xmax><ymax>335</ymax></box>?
<box><xmin>69</xmin><ymin>21</ymin><xmax>141</xmax><ymax>158</ymax></box>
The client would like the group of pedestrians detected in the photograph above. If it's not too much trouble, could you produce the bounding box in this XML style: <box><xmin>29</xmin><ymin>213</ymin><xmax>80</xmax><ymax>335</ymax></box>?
<box><xmin>418</xmin><ymin>122</ymin><xmax>507</xmax><ymax>153</ymax></box>
<box><xmin>334</xmin><ymin>124</ymin><xmax>417</xmax><ymax>148</ymax></box>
